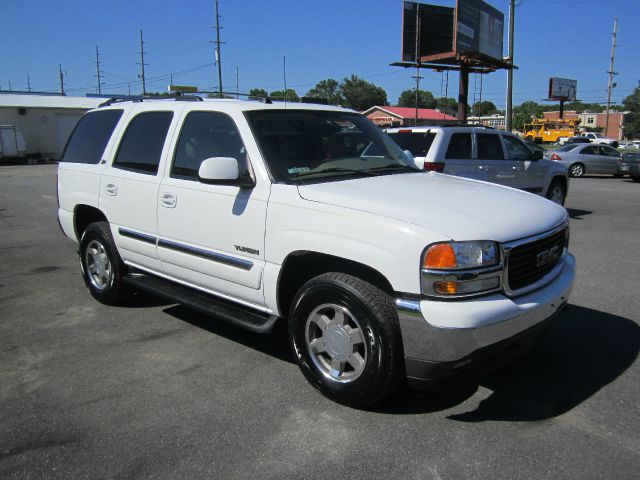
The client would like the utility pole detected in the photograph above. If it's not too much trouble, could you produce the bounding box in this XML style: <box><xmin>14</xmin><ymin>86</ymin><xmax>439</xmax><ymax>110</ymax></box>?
<box><xmin>58</xmin><ymin>64</ymin><xmax>66</xmax><ymax>95</ymax></box>
<box><xmin>505</xmin><ymin>0</ymin><xmax>516</xmax><ymax>131</ymax></box>
<box><xmin>95</xmin><ymin>46</ymin><xmax>102</xmax><ymax>95</ymax></box>
<box><xmin>214</xmin><ymin>0</ymin><xmax>224</xmax><ymax>95</ymax></box>
<box><xmin>27</xmin><ymin>74</ymin><xmax>31</xmax><ymax>93</ymax></box>
<box><xmin>605</xmin><ymin>17</ymin><xmax>618</xmax><ymax>138</ymax></box>
<box><xmin>236</xmin><ymin>66</ymin><xmax>239</xmax><ymax>99</ymax></box>
<box><xmin>412</xmin><ymin>69</ymin><xmax>423</xmax><ymax>126</ymax></box>
<box><xmin>413</xmin><ymin>7</ymin><xmax>423</xmax><ymax>126</ymax></box>
<box><xmin>283</xmin><ymin>56</ymin><xmax>287</xmax><ymax>104</ymax></box>
<box><xmin>137</xmin><ymin>29</ymin><xmax>148</xmax><ymax>95</ymax></box>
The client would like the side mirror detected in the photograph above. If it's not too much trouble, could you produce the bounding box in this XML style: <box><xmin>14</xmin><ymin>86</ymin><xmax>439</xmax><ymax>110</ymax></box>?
<box><xmin>198</xmin><ymin>157</ymin><xmax>255</xmax><ymax>188</ymax></box>
<box><xmin>532</xmin><ymin>150</ymin><xmax>543</xmax><ymax>160</ymax></box>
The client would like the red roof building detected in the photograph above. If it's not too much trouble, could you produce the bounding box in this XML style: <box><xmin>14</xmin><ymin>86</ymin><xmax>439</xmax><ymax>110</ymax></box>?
<box><xmin>362</xmin><ymin>106</ymin><xmax>457</xmax><ymax>127</ymax></box>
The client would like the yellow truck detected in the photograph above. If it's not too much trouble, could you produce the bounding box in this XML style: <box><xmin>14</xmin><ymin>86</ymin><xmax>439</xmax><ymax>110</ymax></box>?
<box><xmin>522</xmin><ymin>119</ymin><xmax>580</xmax><ymax>144</ymax></box>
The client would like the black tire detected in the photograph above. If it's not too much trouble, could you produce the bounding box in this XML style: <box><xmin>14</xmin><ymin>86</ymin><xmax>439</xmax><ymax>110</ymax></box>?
<box><xmin>79</xmin><ymin>221</ymin><xmax>130</xmax><ymax>305</ymax></box>
<box><xmin>289</xmin><ymin>272</ymin><xmax>404</xmax><ymax>408</ymax></box>
<box><xmin>613</xmin><ymin>173</ymin><xmax>623</xmax><ymax>178</ymax></box>
<box><xmin>569</xmin><ymin>162</ymin><xmax>585</xmax><ymax>178</ymax></box>
<box><xmin>545</xmin><ymin>179</ymin><xmax>566</xmax><ymax>206</ymax></box>
<box><xmin>632</xmin><ymin>175</ymin><xmax>640</xmax><ymax>183</ymax></box>
<box><xmin>525</xmin><ymin>135</ymin><xmax>533</xmax><ymax>142</ymax></box>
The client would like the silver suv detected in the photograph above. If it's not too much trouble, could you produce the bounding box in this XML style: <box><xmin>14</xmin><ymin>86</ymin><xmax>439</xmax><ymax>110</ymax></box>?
<box><xmin>386</xmin><ymin>125</ymin><xmax>569</xmax><ymax>205</ymax></box>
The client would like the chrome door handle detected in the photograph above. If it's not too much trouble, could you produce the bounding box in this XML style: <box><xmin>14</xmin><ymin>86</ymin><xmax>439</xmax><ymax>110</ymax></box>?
<box><xmin>512</xmin><ymin>166</ymin><xmax>519</xmax><ymax>170</ymax></box>
<box><xmin>478</xmin><ymin>165</ymin><xmax>486</xmax><ymax>170</ymax></box>
<box><xmin>105</xmin><ymin>183</ymin><xmax>118</xmax><ymax>196</ymax></box>
<box><xmin>160</xmin><ymin>193</ymin><xmax>177</xmax><ymax>208</ymax></box>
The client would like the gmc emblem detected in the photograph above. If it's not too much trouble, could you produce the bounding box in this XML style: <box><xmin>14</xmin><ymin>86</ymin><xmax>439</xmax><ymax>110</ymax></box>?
<box><xmin>536</xmin><ymin>245</ymin><xmax>561</xmax><ymax>268</ymax></box>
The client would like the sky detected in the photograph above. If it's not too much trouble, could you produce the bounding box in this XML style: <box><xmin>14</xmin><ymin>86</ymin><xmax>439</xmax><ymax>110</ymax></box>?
<box><xmin>1</xmin><ymin>0</ymin><xmax>639</xmax><ymax>110</ymax></box>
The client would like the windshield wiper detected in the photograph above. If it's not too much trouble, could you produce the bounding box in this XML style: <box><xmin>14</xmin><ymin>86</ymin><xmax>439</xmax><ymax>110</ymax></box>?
<box><xmin>368</xmin><ymin>164</ymin><xmax>421</xmax><ymax>172</ymax></box>
<box><xmin>290</xmin><ymin>167</ymin><xmax>380</xmax><ymax>179</ymax></box>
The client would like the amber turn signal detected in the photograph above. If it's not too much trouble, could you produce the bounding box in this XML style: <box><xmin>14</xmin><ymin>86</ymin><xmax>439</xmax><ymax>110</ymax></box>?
<box><xmin>424</xmin><ymin>243</ymin><xmax>457</xmax><ymax>269</ymax></box>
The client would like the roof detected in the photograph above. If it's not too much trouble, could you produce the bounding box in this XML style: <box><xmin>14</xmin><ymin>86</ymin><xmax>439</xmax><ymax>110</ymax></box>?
<box><xmin>0</xmin><ymin>94</ymin><xmax>105</xmax><ymax>110</ymax></box>
<box><xmin>362</xmin><ymin>105</ymin><xmax>456</xmax><ymax>121</ymax></box>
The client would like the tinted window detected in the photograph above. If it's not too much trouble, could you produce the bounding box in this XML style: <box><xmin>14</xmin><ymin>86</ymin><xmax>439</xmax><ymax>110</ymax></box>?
<box><xmin>477</xmin><ymin>134</ymin><xmax>504</xmax><ymax>160</ymax></box>
<box><xmin>558</xmin><ymin>144</ymin><xmax>581</xmax><ymax>152</ymax></box>
<box><xmin>600</xmin><ymin>146</ymin><xmax>620</xmax><ymax>157</ymax></box>
<box><xmin>61</xmin><ymin>110</ymin><xmax>123</xmax><ymax>164</ymax></box>
<box><xmin>445</xmin><ymin>133</ymin><xmax>472</xmax><ymax>159</ymax></box>
<box><xmin>581</xmin><ymin>146</ymin><xmax>598</xmax><ymax>155</ymax></box>
<box><xmin>172</xmin><ymin>111</ymin><xmax>247</xmax><ymax>179</ymax></box>
<box><xmin>387</xmin><ymin>131</ymin><xmax>436</xmax><ymax>157</ymax></box>
<box><xmin>113</xmin><ymin>111</ymin><xmax>173</xmax><ymax>174</ymax></box>
<box><xmin>503</xmin><ymin>135</ymin><xmax>532</xmax><ymax>160</ymax></box>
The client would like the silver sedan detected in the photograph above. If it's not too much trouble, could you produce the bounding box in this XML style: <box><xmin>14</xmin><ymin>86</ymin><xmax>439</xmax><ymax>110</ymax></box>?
<box><xmin>544</xmin><ymin>144</ymin><xmax>623</xmax><ymax>177</ymax></box>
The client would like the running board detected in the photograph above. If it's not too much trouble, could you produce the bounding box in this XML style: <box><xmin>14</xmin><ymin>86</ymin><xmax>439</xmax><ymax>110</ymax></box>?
<box><xmin>123</xmin><ymin>272</ymin><xmax>279</xmax><ymax>334</ymax></box>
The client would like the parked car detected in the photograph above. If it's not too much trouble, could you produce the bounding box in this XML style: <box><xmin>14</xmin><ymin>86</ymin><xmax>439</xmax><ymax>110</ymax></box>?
<box><xmin>557</xmin><ymin>136</ymin><xmax>569</xmax><ymax>146</ymax></box>
<box><xmin>618</xmin><ymin>141</ymin><xmax>639</xmax><ymax>150</ymax></box>
<box><xmin>565</xmin><ymin>136</ymin><xmax>591</xmax><ymax>145</ymax></box>
<box><xmin>622</xmin><ymin>152</ymin><xmax>640</xmax><ymax>182</ymax></box>
<box><xmin>525</xmin><ymin>141</ymin><xmax>546</xmax><ymax>156</ymax></box>
<box><xmin>544</xmin><ymin>143</ymin><xmax>623</xmax><ymax>177</ymax></box>
<box><xmin>580</xmin><ymin>132</ymin><xmax>619</xmax><ymax>148</ymax></box>
<box><xmin>385</xmin><ymin>126</ymin><xmax>569</xmax><ymax>205</ymax></box>
<box><xmin>57</xmin><ymin>97</ymin><xmax>575</xmax><ymax>407</ymax></box>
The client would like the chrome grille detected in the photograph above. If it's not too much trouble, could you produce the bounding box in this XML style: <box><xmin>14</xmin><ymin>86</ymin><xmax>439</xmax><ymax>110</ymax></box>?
<box><xmin>507</xmin><ymin>227</ymin><xmax>567</xmax><ymax>291</ymax></box>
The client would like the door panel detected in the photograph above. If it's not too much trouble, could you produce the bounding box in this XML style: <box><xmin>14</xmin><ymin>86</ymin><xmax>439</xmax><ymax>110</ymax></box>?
<box><xmin>443</xmin><ymin>132</ymin><xmax>478</xmax><ymax>179</ymax></box>
<box><xmin>475</xmin><ymin>133</ymin><xmax>512</xmax><ymax>187</ymax></box>
<box><xmin>598</xmin><ymin>146</ymin><xmax>622</xmax><ymax>173</ymax></box>
<box><xmin>503</xmin><ymin>135</ymin><xmax>545</xmax><ymax>194</ymax></box>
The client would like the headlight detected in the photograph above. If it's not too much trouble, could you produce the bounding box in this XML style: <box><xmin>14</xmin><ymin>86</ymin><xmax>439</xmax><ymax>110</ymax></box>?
<box><xmin>423</xmin><ymin>241</ymin><xmax>499</xmax><ymax>270</ymax></box>
<box><xmin>421</xmin><ymin>241</ymin><xmax>502</xmax><ymax>297</ymax></box>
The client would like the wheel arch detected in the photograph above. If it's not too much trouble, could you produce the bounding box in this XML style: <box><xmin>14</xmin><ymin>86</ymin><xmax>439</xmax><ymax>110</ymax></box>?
<box><xmin>74</xmin><ymin>204</ymin><xmax>109</xmax><ymax>241</ymax></box>
<box><xmin>277</xmin><ymin>251</ymin><xmax>395</xmax><ymax>319</ymax></box>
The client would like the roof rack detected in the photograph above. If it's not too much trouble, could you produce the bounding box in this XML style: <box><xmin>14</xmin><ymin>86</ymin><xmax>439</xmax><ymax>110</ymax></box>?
<box><xmin>98</xmin><ymin>92</ymin><xmax>204</xmax><ymax>108</ymax></box>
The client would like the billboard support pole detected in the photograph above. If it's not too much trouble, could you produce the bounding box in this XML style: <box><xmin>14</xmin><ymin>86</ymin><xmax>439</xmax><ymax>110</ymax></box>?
<box><xmin>506</xmin><ymin>0</ymin><xmax>515</xmax><ymax>131</ymax></box>
<box><xmin>559</xmin><ymin>100</ymin><xmax>565</xmax><ymax>120</ymax></box>
<box><xmin>457</xmin><ymin>64</ymin><xmax>469</xmax><ymax>122</ymax></box>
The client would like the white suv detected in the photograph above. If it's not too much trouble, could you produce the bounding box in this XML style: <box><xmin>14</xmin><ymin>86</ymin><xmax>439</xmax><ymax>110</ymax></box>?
<box><xmin>57</xmin><ymin>97</ymin><xmax>575</xmax><ymax>407</ymax></box>
<box><xmin>385</xmin><ymin>126</ymin><xmax>569</xmax><ymax>205</ymax></box>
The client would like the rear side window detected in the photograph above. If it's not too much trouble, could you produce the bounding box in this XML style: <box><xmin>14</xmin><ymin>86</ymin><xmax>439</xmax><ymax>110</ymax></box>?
<box><xmin>477</xmin><ymin>134</ymin><xmax>505</xmax><ymax>160</ymax></box>
<box><xmin>113</xmin><ymin>111</ymin><xmax>173</xmax><ymax>175</ymax></box>
<box><xmin>61</xmin><ymin>110</ymin><xmax>123</xmax><ymax>164</ymax></box>
<box><xmin>445</xmin><ymin>133</ymin><xmax>472</xmax><ymax>159</ymax></box>
<box><xmin>387</xmin><ymin>131</ymin><xmax>436</xmax><ymax>157</ymax></box>
<box><xmin>581</xmin><ymin>146</ymin><xmax>598</xmax><ymax>155</ymax></box>
<box><xmin>172</xmin><ymin>111</ymin><xmax>246</xmax><ymax>179</ymax></box>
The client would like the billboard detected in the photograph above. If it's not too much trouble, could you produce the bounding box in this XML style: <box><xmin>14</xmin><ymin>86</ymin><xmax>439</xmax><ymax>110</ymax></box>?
<box><xmin>548</xmin><ymin>78</ymin><xmax>577</xmax><ymax>101</ymax></box>
<box><xmin>402</xmin><ymin>1</ymin><xmax>455</xmax><ymax>62</ymax></box>
<box><xmin>456</xmin><ymin>0</ymin><xmax>504</xmax><ymax>61</ymax></box>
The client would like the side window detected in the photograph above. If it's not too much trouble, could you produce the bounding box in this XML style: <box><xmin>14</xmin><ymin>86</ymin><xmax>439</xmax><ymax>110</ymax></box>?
<box><xmin>389</xmin><ymin>132</ymin><xmax>436</xmax><ymax>157</ymax></box>
<box><xmin>477</xmin><ymin>134</ymin><xmax>505</xmax><ymax>160</ymax></box>
<box><xmin>581</xmin><ymin>146</ymin><xmax>598</xmax><ymax>155</ymax></box>
<box><xmin>503</xmin><ymin>135</ymin><xmax>533</xmax><ymax>160</ymax></box>
<box><xmin>445</xmin><ymin>133</ymin><xmax>472</xmax><ymax>159</ymax></box>
<box><xmin>61</xmin><ymin>109</ymin><xmax>123</xmax><ymax>164</ymax></box>
<box><xmin>600</xmin><ymin>146</ymin><xmax>619</xmax><ymax>157</ymax></box>
<box><xmin>172</xmin><ymin>111</ymin><xmax>246</xmax><ymax>180</ymax></box>
<box><xmin>113</xmin><ymin>111</ymin><xmax>173</xmax><ymax>175</ymax></box>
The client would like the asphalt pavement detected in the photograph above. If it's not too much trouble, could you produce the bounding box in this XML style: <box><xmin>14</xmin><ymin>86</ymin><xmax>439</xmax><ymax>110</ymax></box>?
<box><xmin>1</xmin><ymin>164</ymin><xmax>639</xmax><ymax>479</ymax></box>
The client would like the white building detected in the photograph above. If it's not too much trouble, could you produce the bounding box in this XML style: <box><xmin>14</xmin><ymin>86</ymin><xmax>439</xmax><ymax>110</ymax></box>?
<box><xmin>0</xmin><ymin>94</ymin><xmax>103</xmax><ymax>159</ymax></box>
<box><xmin>467</xmin><ymin>113</ymin><xmax>506</xmax><ymax>130</ymax></box>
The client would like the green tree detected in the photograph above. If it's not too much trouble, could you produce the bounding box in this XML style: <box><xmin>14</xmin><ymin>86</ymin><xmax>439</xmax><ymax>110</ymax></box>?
<box><xmin>434</xmin><ymin>97</ymin><xmax>458</xmax><ymax>116</ymax></box>
<box><xmin>622</xmin><ymin>83</ymin><xmax>640</xmax><ymax>139</ymax></box>
<box><xmin>339</xmin><ymin>75</ymin><xmax>387</xmax><ymax>111</ymax></box>
<box><xmin>248</xmin><ymin>88</ymin><xmax>269</xmax><ymax>100</ymax></box>
<box><xmin>472</xmin><ymin>100</ymin><xmax>498</xmax><ymax>117</ymax></box>
<box><xmin>270</xmin><ymin>88</ymin><xmax>300</xmax><ymax>102</ymax></box>
<box><xmin>397</xmin><ymin>89</ymin><xmax>436</xmax><ymax>109</ymax></box>
<box><xmin>512</xmin><ymin>101</ymin><xmax>544</xmax><ymax>131</ymax></box>
<box><xmin>305</xmin><ymin>79</ymin><xmax>341</xmax><ymax>105</ymax></box>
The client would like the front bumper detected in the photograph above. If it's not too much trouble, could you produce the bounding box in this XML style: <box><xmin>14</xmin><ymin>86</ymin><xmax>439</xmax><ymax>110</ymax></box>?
<box><xmin>397</xmin><ymin>252</ymin><xmax>575</xmax><ymax>388</ymax></box>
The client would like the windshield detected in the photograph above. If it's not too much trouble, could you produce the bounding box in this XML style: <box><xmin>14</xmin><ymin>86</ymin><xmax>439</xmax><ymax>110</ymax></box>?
<box><xmin>245</xmin><ymin>109</ymin><xmax>418</xmax><ymax>182</ymax></box>
<box><xmin>557</xmin><ymin>144</ymin><xmax>582</xmax><ymax>152</ymax></box>
<box><xmin>387</xmin><ymin>131</ymin><xmax>436</xmax><ymax>158</ymax></box>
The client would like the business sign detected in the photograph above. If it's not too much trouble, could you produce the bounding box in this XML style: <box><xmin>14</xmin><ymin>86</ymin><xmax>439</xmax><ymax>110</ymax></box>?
<box><xmin>402</xmin><ymin>1</ymin><xmax>455</xmax><ymax>62</ymax></box>
<box><xmin>456</xmin><ymin>0</ymin><xmax>504</xmax><ymax>61</ymax></box>
<box><xmin>548</xmin><ymin>78</ymin><xmax>577</xmax><ymax>101</ymax></box>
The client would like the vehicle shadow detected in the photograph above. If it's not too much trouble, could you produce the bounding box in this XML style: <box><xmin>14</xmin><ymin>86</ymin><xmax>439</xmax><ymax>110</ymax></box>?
<box><xmin>162</xmin><ymin>304</ymin><xmax>294</xmax><ymax>364</ymax></box>
<box><xmin>567</xmin><ymin>208</ymin><xmax>593</xmax><ymax>220</ymax></box>
<box><xmin>378</xmin><ymin>305</ymin><xmax>639</xmax><ymax>420</ymax></box>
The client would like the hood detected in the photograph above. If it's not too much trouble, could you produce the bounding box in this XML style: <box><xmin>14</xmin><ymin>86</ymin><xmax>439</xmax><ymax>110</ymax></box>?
<box><xmin>297</xmin><ymin>173</ymin><xmax>567</xmax><ymax>243</ymax></box>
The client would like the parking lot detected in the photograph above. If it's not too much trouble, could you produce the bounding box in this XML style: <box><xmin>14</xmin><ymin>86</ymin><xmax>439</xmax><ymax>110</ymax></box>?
<box><xmin>1</xmin><ymin>163</ymin><xmax>639</xmax><ymax>479</ymax></box>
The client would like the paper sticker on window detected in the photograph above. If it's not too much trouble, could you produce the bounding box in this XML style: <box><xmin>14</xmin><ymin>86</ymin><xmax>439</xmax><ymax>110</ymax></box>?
<box><xmin>288</xmin><ymin>167</ymin><xmax>310</xmax><ymax>174</ymax></box>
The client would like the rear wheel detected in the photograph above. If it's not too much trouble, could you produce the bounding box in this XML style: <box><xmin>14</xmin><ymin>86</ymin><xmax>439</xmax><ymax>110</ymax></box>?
<box><xmin>546</xmin><ymin>179</ymin><xmax>566</xmax><ymax>205</ymax></box>
<box><xmin>79</xmin><ymin>221</ymin><xmax>130</xmax><ymax>305</ymax></box>
<box><xmin>632</xmin><ymin>175</ymin><xmax>640</xmax><ymax>183</ymax></box>
<box><xmin>289</xmin><ymin>273</ymin><xmax>403</xmax><ymax>408</ymax></box>
<box><xmin>569</xmin><ymin>163</ymin><xmax>585</xmax><ymax>178</ymax></box>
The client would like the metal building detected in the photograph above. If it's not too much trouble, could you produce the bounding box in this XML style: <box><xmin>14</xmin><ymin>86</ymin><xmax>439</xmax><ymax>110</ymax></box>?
<box><xmin>0</xmin><ymin>94</ymin><xmax>103</xmax><ymax>160</ymax></box>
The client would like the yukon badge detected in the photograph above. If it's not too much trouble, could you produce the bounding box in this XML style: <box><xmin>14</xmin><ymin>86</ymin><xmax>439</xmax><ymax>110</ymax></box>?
<box><xmin>235</xmin><ymin>245</ymin><xmax>260</xmax><ymax>256</ymax></box>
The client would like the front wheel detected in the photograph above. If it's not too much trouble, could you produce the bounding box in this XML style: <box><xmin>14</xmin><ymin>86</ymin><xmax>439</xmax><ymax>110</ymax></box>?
<box><xmin>546</xmin><ymin>179</ymin><xmax>566</xmax><ymax>205</ymax></box>
<box><xmin>289</xmin><ymin>273</ymin><xmax>404</xmax><ymax>408</ymax></box>
<box><xmin>569</xmin><ymin>163</ymin><xmax>585</xmax><ymax>178</ymax></box>
<box><xmin>79</xmin><ymin>221</ymin><xmax>130</xmax><ymax>305</ymax></box>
